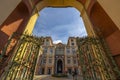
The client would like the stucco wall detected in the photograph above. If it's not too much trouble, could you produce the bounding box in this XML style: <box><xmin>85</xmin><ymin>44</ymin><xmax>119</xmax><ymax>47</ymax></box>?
<box><xmin>97</xmin><ymin>0</ymin><xmax>120</xmax><ymax>30</ymax></box>
<box><xmin>0</xmin><ymin>0</ymin><xmax>21</xmax><ymax>25</ymax></box>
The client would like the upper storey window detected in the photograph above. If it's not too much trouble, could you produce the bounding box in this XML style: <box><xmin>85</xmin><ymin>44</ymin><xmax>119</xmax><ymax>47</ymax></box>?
<box><xmin>50</xmin><ymin>48</ymin><xmax>53</xmax><ymax>53</ymax></box>
<box><xmin>72</xmin><ymin>48</ymin><xmax>76</xmax><ymax>53</ymax></box>
<box><xmin>74</xmin><ymin>59</ymin><xmax>77</xmax><ymax>64</ymax></box>
<box><xmin>46</xmin><ymin>40</ymin><xmax>50</xmax><ymax>45</ymax></box>
<box><xmin>46</xmin><ymin>39</ymin><xmax>49</xmax><ymax>42</ymax></box>
<box><xmin>43</xmin><ymin>48</ymin><xmax>47</xmax><ymax>53</ymax></box>
<box><xmin>67</xmin><ymin>57</ymin><xmax>71</xmax><ymax>64</ymax></box>
<box><xmin>71</xmin><ymin>39</ymin><xmax>74</xmax><ymax>46</ymax></box>
<box><xmin>71</xmin><ymin>39</ymin><xmax>74</xmax><ymax>42</ymax></box>
<box><xmin>42</xmin><ymin>58</ymin><xmax>46</xmax><ymax>64</ymax></box>
<box><xmin>55</xmin><ymin>47</ymin><xmax>64</xmax><ymax>55</ymax></box>
<box><xmin>49</xmin><ymin>58</ymin><xmax>52</xmax><ymax>63</ymax></box>
<box><xmin>66</xmin><ymin>48</ymin><xmax>70</xmax><ymax>54</ymax></box>
<box><xmin>67</xmin><ymin>59</ymin><xmax>71</xmax><ymax>64</ymax></box>
<box><xmin>71</xmin><ymin>43</ymin><xmax>74</xmax><ymax>46</ymax></box>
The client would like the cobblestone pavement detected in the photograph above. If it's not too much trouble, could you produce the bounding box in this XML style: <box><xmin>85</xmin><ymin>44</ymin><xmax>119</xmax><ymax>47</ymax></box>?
<box><xmin>34</xmin><ymin>75</ymin><xmax>83</xmax><ymax>80</ymax></box>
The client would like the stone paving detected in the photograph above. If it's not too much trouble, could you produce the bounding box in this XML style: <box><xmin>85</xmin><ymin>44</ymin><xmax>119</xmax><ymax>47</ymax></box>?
<box><xmin>34</xmin><ymin>75</ymin><xmax>83</xmax><ymax>80</ymax></box>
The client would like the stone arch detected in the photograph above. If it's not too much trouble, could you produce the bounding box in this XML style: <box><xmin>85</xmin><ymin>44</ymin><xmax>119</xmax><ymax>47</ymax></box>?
<box><xmin>23</xmin><ymin>0</ymin><xmax>95</xmax><ymax>36</ymax></box>
<box><xmin>26</xmin><ymin>0</ymin><xmax>120</xmax><ymax>69</ymax></box>
<box><xmin>0</xmin><ymin>0</ymin><xmax>120</xmax><ymax>69</ymax></box>
<box><xmin>0</xmin><ymin>0</ymin><xmax>95</xmax><ymax>52</ymax></box>
<box><xmin>36</xmin><ymin>0</ymin><xmax>84</xmax><ymax>12</ymax></box>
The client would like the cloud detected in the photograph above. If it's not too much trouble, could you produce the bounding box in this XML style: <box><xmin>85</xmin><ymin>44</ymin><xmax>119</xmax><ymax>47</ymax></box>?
<box><xmin>32</xmin><ymin>7</ymin><xmax>87</xmax><ymax>44</ymax></box>
<box><xmin>53</xmin><ymin>40</ymin><xmax>62</xmax><ymax>44</ymax></box>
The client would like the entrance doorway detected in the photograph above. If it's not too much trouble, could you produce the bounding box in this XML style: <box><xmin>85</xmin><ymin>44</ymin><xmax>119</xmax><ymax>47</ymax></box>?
<box><xmin>68</xmin><ymin>68</ymin><xmax>72</xmax><ymax>74</ymax></box>
<box><xmin>41</xmin><ymin>68</ymin><xmax>44</xmax><ymax>74</ymax></box>
<box><xmin>48</xmin><ymin>68</ymin><xmax>51</xmax><ymax>74</ymax></box>
<box><xmin>57</xmin><ymin>59</ymin><xmax>63</xmax><ymax>73</ymax></box>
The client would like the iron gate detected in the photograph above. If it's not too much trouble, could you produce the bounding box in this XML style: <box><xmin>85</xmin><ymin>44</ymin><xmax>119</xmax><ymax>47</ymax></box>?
<box><xmin>0</xmin><ymin>32</ymin><xmax>44</xmax><ymax>80</ymax></box>
<box><xmin>76</xmin><ymin>37</ymin><xmax>120</xmax><ymax>80</ymax></box>
<box><xmin>0</xmin><ymin>33</ymin><xmax>120</xmax><ymax>80</ymax></box>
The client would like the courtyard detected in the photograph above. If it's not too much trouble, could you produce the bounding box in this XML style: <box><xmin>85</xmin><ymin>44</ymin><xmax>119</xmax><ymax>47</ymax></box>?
<box><xmin>34</xmin><ymin>75</ymin><xmax>83</xmax><ymax>80</ymax></box>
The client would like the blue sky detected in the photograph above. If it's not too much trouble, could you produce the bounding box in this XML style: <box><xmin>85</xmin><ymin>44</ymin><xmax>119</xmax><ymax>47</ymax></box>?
<box><xmin>32</xmin><ymin>7</ymin><xmax>87</xmax><ymax>44</ymax></box>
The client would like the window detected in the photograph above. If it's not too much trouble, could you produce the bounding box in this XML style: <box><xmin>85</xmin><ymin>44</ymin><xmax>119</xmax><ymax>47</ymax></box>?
<box><xmin>74</xmin><ymin>60</ymin><xmax>76</xmax><ymax>64</ymax></box>
<box><xmin>67</xmin><ymin>59</ymin><xmax>70</xmax><ymax>64</ymax></box>
<box><xmin>55</xmin><ymin>47</ymin><xmax>64</xmax><ymax>55</ymax></box>
<box><xmin>46</xmin><ymin>39</ymin><xmax>49</xmax><ymax>42</ymax></box>
<box><xmin>71</xmin><ymin>43</ymin><xmax>74</xmax><ymax>46</ymax></box>
<box><xmin>66</xmin><ymin>48</ymin><xmax>70</xmax><ymax>53</ymax></box>
<box><xmin>44</xmin><ymin>48</ymin><xmax>47</xmax><ymax>53</ymax></box>
<box><xmin>43</xmin><ymin>58</ymin><xmax>46</xmax><ymax>64</ymax></box>
<box><xmin>49</xmin><ymin>58</ymin><xmax>52</xmax><ymax>63</ymax></box>
<box><xmin>46</xmin><ymin>42</ymin><xmax>49</xmax><ymax>45</ymax></box>
<box><xmin>46</xmin><ymin>39</ymin><xmax>50</xmax><ymax>45</ymax></box>
<box><xmin>71</xmin><ymin>39</ymin><xmax>73</xmax><ymax>42</ymax></box>
<box><xmin>72</xmin><ymin>48</ymin><xmax>76</xmax><ymax>53</ymax></box>
<box><xmin>50</xmin><ymin>48</ymin><xmax>53</xmax><ymax>53</ymax></box>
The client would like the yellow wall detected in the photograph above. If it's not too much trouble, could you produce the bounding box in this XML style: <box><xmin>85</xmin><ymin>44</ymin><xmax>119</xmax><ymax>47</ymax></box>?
<box><xmin>24</xmin><ymin>13</ymin><xmax>39</xmax><ymax>34</ymax></box>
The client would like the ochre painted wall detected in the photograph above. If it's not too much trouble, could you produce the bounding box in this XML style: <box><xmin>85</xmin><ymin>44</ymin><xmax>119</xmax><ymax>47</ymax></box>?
<box><xmin>0</xmin><ymin>2</ymin><xmax>30</xmax><ymax>52</ymax></box>
<box><xmin>90</xmin><ymin>2</ymin><xmax>118</xmax><ymax>38</ymax></box>
<box><xmin>106</xmin><ymin>30</ymin><xmax>120</xmax><ymax>56</ymax></box>
<box><xmin>89</xmin><ymin>2</ymin><xmax>120</xmax><ymax>68</ymax></box>
<box><xmin>106</xmin><ymin>30</ymin><xmax>120</xmax><ymax>69</ymax></box>
<box><xmin>0</xmin><ymin>0</ymin><xmax>21</xmax><ymax>25</ymax></box>
<box><xmin>97</xmin><ymin>0</ymin><xmax>120</xmax><ymax>30</ymax></box>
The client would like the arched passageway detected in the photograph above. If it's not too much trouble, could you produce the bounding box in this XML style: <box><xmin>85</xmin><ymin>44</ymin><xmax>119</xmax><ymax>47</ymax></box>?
<box><xmin>57</xmin><ymin>59</ymin><xmax>63</xmax><ymax>73</ymax></box>
<box><xmin>0</xmin><ymin>0</ymin><xmax>120</xmax><ymax>80</ymax></box>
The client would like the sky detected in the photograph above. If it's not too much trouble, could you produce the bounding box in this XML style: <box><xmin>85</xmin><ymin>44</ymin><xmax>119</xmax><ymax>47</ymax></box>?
<box><xmin>32</xmin><ymin>7</ymin><xmax>87</xmax><ymax>44</ymax></box>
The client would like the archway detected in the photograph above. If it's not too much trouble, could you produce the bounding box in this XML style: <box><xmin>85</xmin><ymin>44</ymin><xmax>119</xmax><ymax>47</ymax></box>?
<box><xmin>0</xmin><ymin>0</ymin><xmax>120</xmax><ymax>79</ymax></box>
<box><xmin>57</xmin><ymin>59</ymin><xmax>63</xmax><ymax>73</ymax></box>
<box><xmin>27</xmin><ymin>1</ymin><xmax>120</xmax><ymax>70</ymax></box>
<box><xmin>0</xmin><ymin>0</ymin><xmax>96</xmax><ymax>54</ymax></box>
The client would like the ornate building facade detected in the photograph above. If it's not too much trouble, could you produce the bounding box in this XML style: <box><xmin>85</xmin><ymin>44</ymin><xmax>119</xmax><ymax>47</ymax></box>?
<box><xmin>36</xmin><ymin>37</ymin><xmax>80</xmax><ymax>75</ymax></box>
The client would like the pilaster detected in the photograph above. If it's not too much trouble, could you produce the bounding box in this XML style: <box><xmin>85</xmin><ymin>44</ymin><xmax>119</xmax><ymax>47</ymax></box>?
<box><xmin>80</xmin><ymin>8</ymin><xmax>96</xmax><ymax>37</ymax></box>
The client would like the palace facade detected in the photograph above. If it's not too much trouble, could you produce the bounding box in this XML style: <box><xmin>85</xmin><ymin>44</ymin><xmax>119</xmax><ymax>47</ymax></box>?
<box><xmin>36</xmin><ymin>37</ymin><xmax>80</xmax><ymax>75</ymax></box>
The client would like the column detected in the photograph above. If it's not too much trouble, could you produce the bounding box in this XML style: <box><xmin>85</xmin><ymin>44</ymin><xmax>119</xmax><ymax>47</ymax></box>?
<box><xmin>80</xmin><ymin>8</ymin><xmax>96</xmax><ymax>37</ymax></box>
<box><xmin>23</xmin><ymin>12</ymin><xmax>39</xmax><ymax>34</ymax></box>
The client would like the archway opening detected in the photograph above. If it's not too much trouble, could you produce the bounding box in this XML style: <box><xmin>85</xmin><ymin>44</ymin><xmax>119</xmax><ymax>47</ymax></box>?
<box><xmin>32</xmin><ymin>7</ymin><xmax>87</xmax><ymax>44</ymax></box>
<box><xmin>0</xmin><ymin>0</ymin><xmax>120</xmax><ymax>79</ymax></box>
<box><xmin>57</xmin><ymin>59</ymin><xmax>63</xmax><ymax>73</ymax></box>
